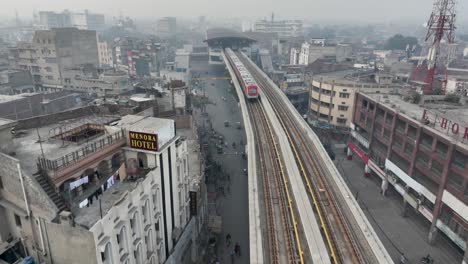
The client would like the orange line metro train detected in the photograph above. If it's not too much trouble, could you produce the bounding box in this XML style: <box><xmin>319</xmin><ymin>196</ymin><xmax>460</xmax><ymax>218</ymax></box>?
<box><xmin>226</xmin><ymin>49</ymin><xmax>259</xmax><ymax>100</ymax></box>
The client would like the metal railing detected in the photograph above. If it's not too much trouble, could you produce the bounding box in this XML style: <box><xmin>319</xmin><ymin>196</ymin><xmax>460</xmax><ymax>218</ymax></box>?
<box><xmin>38</xmin><ymin>129</ymin><xmax>126</xmax><ymax>171</ymax></box>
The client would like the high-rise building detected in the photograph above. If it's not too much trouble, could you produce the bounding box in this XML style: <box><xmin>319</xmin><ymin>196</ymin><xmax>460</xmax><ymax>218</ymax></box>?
<box><xmin>9</xmin><ymin>28</ymin><xmax>99</xmax><ymax>91</ymax></box>
<box><xmin>37</xmin><ymin>10</ymin><xmax>105</xmax><ymax>31</ymax></box>
<box><xmin>253</xmin><ymin>19</ymin><xmax>302</xmax><ymax>38</ymax></box>
<box><xmin>156</xmin><ymin>17</ymin><xmax>177</xmax><ymax>36</ymax></box>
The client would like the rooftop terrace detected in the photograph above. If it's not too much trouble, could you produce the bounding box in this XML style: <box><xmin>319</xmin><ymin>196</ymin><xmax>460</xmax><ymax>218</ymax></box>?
<box><xmin>9</xmin><ymin>115</ymin><xmax>120</xmax><ymax>177</ymax></box>
<box><xmin>366</xmin><ymin>93</ymin><xmax>468</xmax><ymax>146</ymax></box>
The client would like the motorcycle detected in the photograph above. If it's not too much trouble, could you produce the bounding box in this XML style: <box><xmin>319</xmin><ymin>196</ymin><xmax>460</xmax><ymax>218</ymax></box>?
<box><xmin>421</xmin><ymin>255</ymin><xmax>434</xmax><ymax>264</ymax></box>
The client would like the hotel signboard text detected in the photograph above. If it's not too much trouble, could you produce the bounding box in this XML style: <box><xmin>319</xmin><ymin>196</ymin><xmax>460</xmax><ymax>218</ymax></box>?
<box><xmin>129</xmin><ymin>131</ymin><xmax>158</xmax><ymax>152</ymax></box>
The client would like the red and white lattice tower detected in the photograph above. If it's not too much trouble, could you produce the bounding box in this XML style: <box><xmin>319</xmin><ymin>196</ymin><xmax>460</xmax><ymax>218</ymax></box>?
<box><xmin>423</xmin><ymin>0</ymin><xmax>456</xmax><ymax>95</ymax></box>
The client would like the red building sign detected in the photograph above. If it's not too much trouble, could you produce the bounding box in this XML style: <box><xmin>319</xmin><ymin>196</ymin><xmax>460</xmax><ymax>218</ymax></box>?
<box><xmin>422</xmin><ymin>109</ymin><xmax>468</xmax><ymax>140</ymax></box>
<box><xmin>347</xmin><ymin>142</ymin><xmax>369</xmax><ymax>163</ymax></box>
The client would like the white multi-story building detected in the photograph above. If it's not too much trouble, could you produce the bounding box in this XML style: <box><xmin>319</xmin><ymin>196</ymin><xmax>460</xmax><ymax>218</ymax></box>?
<box><xmin>0</xmin><ymin>113</ymin><xmax>206</xmax><ymax>264</ymax></box>
<box><xmin>298</xmin><ymin>42</ymin><xmax>336</xmax><ymax>65</ymax></box>
<box><xmin>9</xmin><ymin>28</ymin><xmax>100</xmax><ymax>92</ymax></box>
<box><xmin>98</xmin><ymin>41</ymin><xmax>112</xmax><ymax>66</ymax></box>
<box><xmin>289</xmin><ymin>48</ymin><xmax>300</xmax><ymax>65</ymax></box>
<box><xmin>253</xmin><ymin>19</ymin><xmax>302</xmax><ymax>38</ymax></box>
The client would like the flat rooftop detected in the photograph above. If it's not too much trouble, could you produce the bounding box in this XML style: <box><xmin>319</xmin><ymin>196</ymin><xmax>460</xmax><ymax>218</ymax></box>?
<box><xmin>0</xmin><ymin>94</ymin><xmax>24</xmax><ymax>103</ymax></box>
<box><xmin>129</xmin><ymin>94</ymin><xmax>155</xmax><ymax>102</ymax></box>
<box><xmin>314</xmin><ymin>70</ymin><xmax>409</xmax><ymax>88</ymax></box>
<box><xmin>285</xmin><ymin>86</ymin><xmax>309</xmax><ymax>95</ymax></box>
<box><xmin>73</xmin><ymin>179</ymin><xmax>139</xmax><ymax>229</ymax></box>
<box><xmin>366</xmin><ymin>93</ymin><xmax>468</xmax><ymax>146</ymax></box>
<box><xmin>9</xmin><ymin>115</ymin><xmax>120</xmax><ymax>177</ymax></box>
<box><xmin>0</xmin><ymin>118</ymin><xmax>16</xmax><ymax>128</ymax></box>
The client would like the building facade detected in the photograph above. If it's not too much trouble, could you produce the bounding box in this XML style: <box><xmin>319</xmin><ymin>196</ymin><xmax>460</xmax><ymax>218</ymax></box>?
<box><xmin>38</xmin><ymin>10</ymin><xmax>105</xmax><ymax>31</ymax></box>
<box><xmin>253</xmin><ymin>19</ymin><xmax>302</xmax><ymax>38</ymax></box>
<box><xmin>349</xmin><ymin>92</ymin><xmax>468</xmax><ymax>262</ymax></box>
<box><xmin>289</xmin><ymin>47</ymin><xmax>300</xmax><ymax>65</ymax></box>
<box><xmin>298</xmin><ymin>42</ymin><xmax>336</xmax><ymax>65</ymax></box>
<box><xmin>98</xmin><ymin>41</ymin><xmax>112</xmax><ymax>67</ymax></box>
<box><xmin>157</xmin><ymin>17</ymin><xmax>177</xmax><ymax>36</ymax></box>
<box><xmin>9</xmin><ymin>28</ymin><xmax>100</xmax><ymax>91</ymax></box>
<box><xmin>308</xmin><ymin>73</ymin><xmax>399</xmax><ymax>129</ymax></box>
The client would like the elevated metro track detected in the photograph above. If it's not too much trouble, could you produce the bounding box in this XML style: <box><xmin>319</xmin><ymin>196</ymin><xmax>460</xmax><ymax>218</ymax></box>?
<box><xmin>224</xmin><ymin>49</ymin><xmax>394</xmax><ymax>264</ymax></box>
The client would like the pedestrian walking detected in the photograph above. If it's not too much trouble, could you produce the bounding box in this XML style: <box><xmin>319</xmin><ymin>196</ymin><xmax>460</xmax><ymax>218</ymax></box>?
<box><xmin>226</xmin><ymin>233</ymin><xmax>231</xmax><ymax>247</ymax></box>
<box><xmin>234</xmin><ymin>242</ymin><xmax>241</xmax><ymax>256</ymax></box>
<box><xmin>399</xmin><ymin>253</ymin><xmax>407</xmax><ymax>264</ymax></box>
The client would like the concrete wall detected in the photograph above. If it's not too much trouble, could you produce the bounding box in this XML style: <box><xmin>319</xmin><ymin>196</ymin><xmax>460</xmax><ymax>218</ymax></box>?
<box><xmin>41</xmin><ymin>93</ymin><xmax>81</xmax><ymax>115</ymax></box>
<box><xmin>0</xmin><ymin>153</ymin><xmax>58</xmax><ymax>262</ymax></box>
<box><xmin>54</xmin><ymin>28</ymin><xmax>99</xmax><ymax>70</ymax></box>
<box><xmin>0</xmin><ymin>153</ymin><xmax>58</xmax><ymax>220</ymax></box>
<box><xmin>0</xmin><ymin>92</ymin><xmax>80</xmax><ymax>120</ymax></box>
<box><xmin>14</xmin><ymin>105</ymin><xmax>118</xmax><ymax>129</ymax></box>
<box><xmin>44</xmin><ymin>222</ymin><xmax>98</xmax><ymax>264</ymax></box>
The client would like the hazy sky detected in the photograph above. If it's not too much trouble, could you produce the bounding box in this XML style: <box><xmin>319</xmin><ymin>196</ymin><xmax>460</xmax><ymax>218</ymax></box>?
<box><xmin>3</xmin><ymin>0</ymin><xmax>468</xmax><ymax>24</ymax></box>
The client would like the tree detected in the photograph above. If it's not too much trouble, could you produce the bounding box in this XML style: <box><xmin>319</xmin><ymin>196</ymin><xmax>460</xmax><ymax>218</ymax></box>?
<box><xmin>384</xmin><ymin>34</ymin><xmax>418</xmax><ymax>50</ymax></box>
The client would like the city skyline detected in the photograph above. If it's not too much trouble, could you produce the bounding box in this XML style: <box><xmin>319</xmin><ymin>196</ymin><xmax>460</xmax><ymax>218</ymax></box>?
<box><xmin>1</xmin><ymin>0</ymin><xmax>467</xmax><ymax>24</ymax></box>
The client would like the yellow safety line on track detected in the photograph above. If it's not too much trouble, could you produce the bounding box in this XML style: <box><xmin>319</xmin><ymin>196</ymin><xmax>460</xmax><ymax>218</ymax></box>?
<box><xmin>256</xmin><ymin>76</ymin><xmax>339</xmax><ymax>264</ymax></box>
<box><xmin>258</xmin><ymin>103</ymin><xmax>305</xmax><ymax>264</ymax></box>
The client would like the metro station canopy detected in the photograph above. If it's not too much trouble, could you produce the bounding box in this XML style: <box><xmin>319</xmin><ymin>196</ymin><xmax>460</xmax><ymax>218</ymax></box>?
<box><xmin>204</xmin><ymin>28</ymin><xmax>256</xmax><ymax>48</ymax></box>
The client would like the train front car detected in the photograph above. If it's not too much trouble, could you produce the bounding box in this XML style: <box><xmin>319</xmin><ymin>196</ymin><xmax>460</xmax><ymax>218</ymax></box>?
<box><xmin>245</xmin><ymin>83</ymin><xmax>258</xmax><ymax>99</ymax></box>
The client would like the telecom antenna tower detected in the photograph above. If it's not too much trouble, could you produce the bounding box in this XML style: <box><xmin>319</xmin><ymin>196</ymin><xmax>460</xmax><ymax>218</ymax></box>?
<box><xmin>423</xmin><ymin>0</ymin><xmax>456</xmax><ymax>94</ymax></box>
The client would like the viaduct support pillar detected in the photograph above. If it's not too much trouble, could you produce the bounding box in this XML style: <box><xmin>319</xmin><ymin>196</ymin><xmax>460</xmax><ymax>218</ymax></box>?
<box><xmin>347</xmin><ymin>147</ymin><xmax>353</xmax><ymax>160</ymax></box>
<box><xmin>364</xmin><ymin>163</ymin><xmax>371</xmax><ymax>177</ymax></box>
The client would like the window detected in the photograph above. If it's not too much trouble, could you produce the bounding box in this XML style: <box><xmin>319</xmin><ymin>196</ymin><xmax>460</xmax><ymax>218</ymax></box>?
<box><xmin>14</xmin><ymin>214</ymin><xmax>22</xmax><ymax>227</ymax></box>
<box><xmin>0</xmin><ymin>175</ymin><xmax>3</xmax><ymax>189</ymax></box>
<box><xmin>142</xmin><ymin>200</ymin><xmax>150</xmax><ymax>223</ymax></box>
<box><xmin>130</xmin><ymin>212</ymin><xmax>140</xmax><ymax>236</ymax></box>
<box><xmin>117</xmin><ymin>226</ymin><xmax>127</xmax><ymax>251</ymax></box>
<box><xmin>337</xmin><ymin>118</ymin><xmax>347</xmax><ymax>124</ymax></box>
<box><xmin>152</xmin><ymin>193</ymin><xmax>158</xmax><ymax>210</ymax></box>
<box><xmin>339</xmin><ymin>92</ymin><xmax>350</xmax><ymax>98</ymax></box>
<box><xmin>338</xmin><ymin>105</ymin><xmax>349</xmax><ymax>111</ymax></box>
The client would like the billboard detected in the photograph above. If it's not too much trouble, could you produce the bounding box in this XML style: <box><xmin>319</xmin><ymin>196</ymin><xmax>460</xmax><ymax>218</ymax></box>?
<box><xmin>129</xmin><ymin>131</ymin><xmax>158</xmax><ymax>152</ymax></box>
